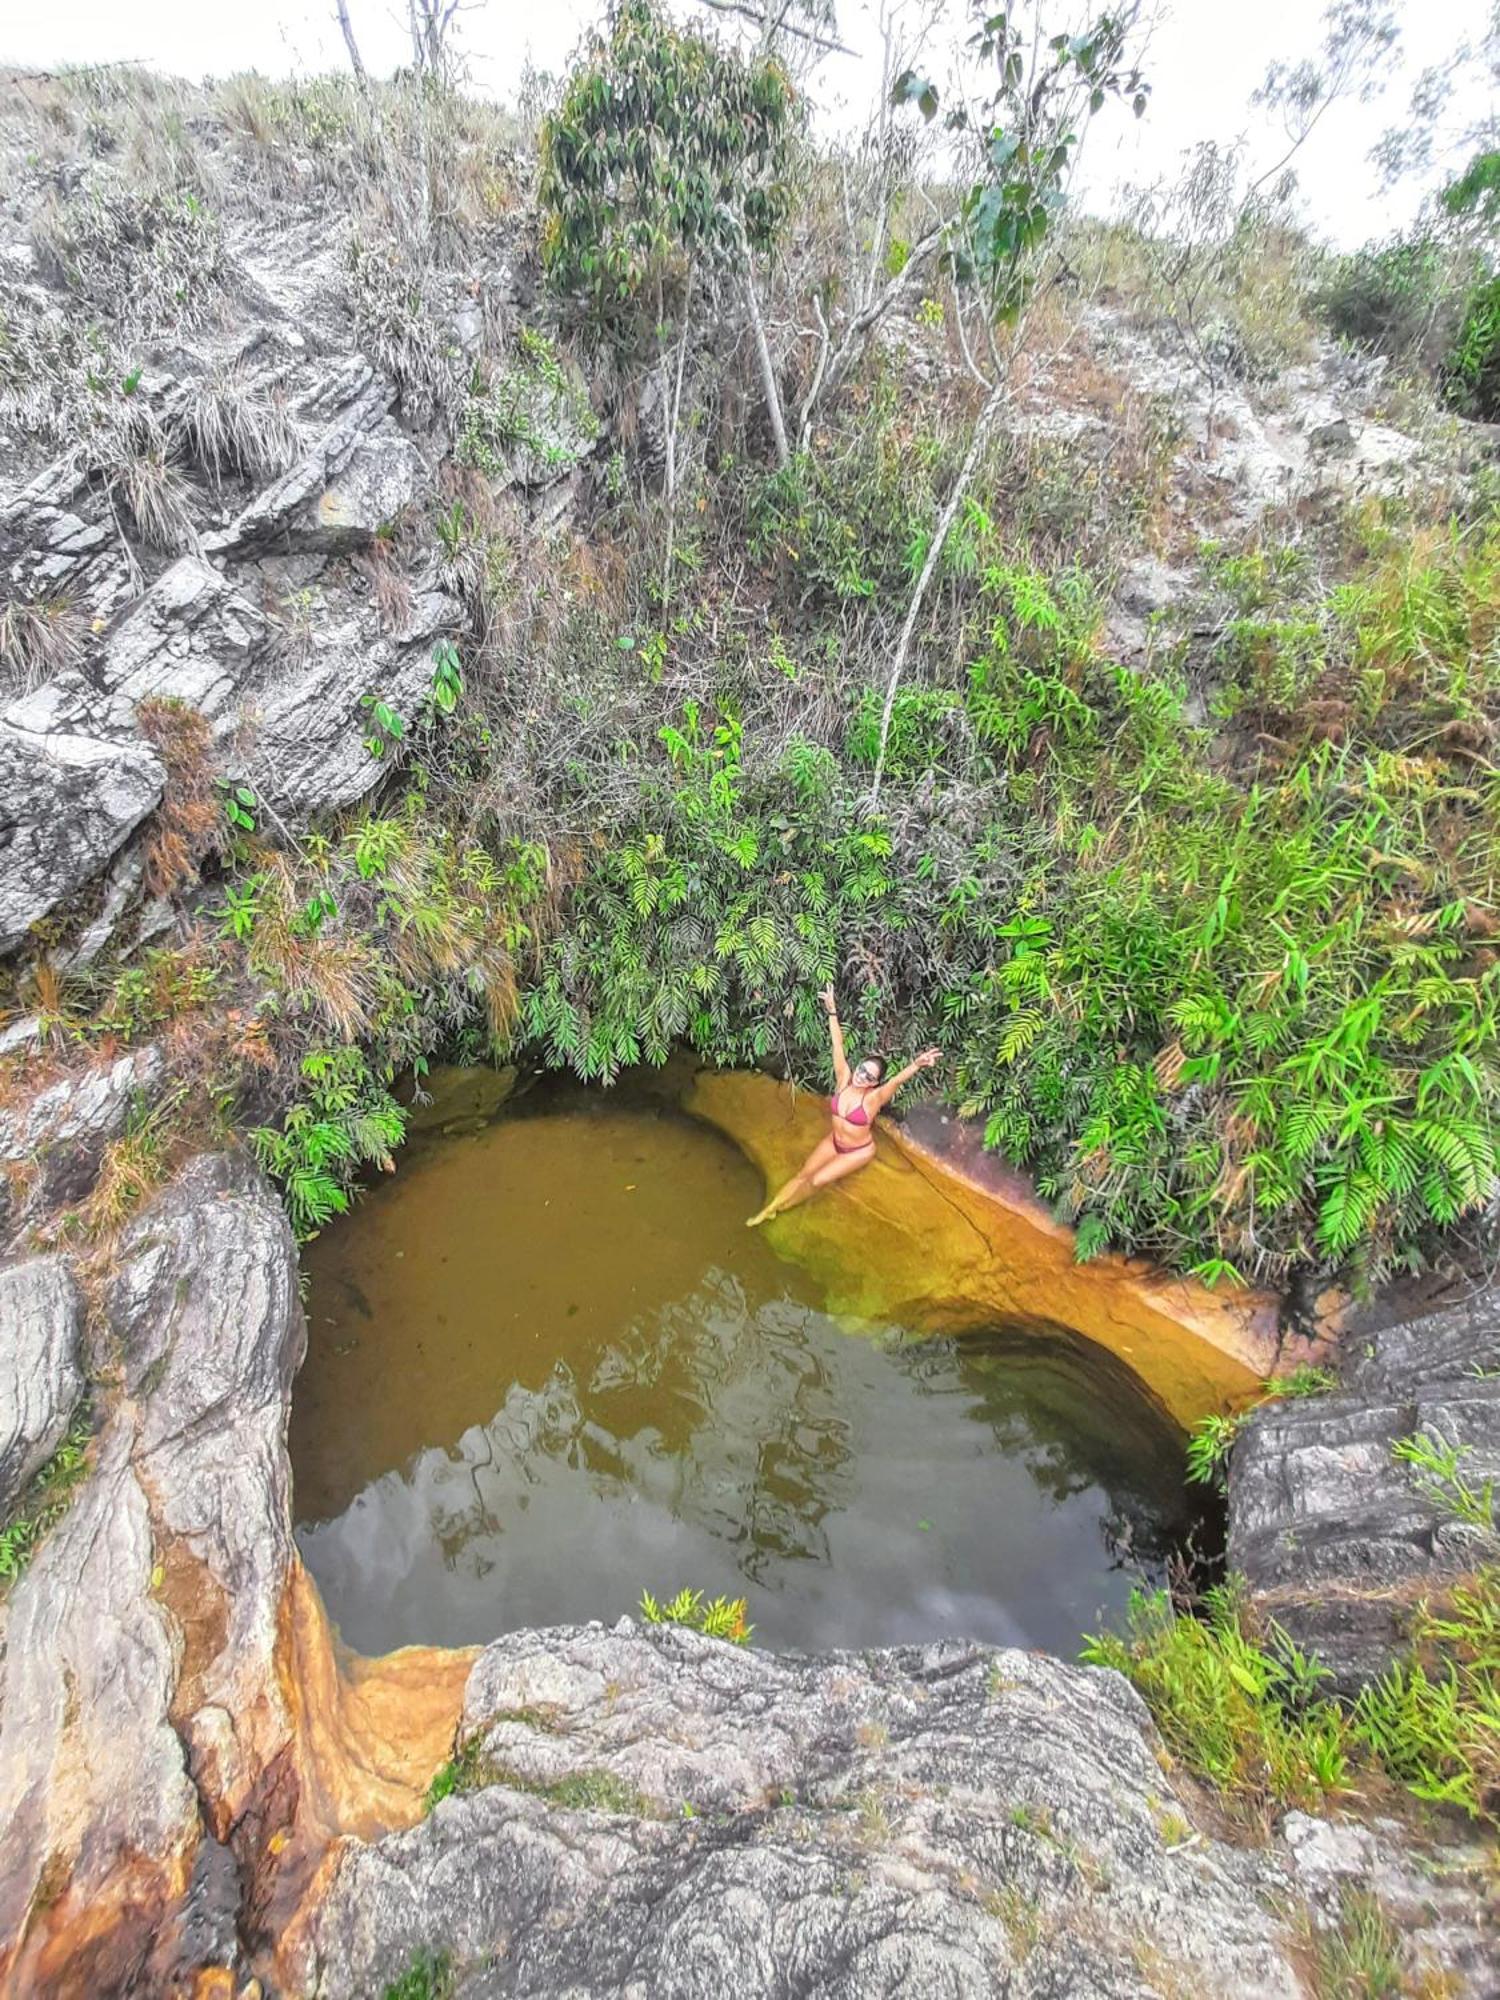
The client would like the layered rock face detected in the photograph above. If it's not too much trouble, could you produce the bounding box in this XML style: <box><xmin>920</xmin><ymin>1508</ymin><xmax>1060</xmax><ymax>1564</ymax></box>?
<box><xmin>0</xmin><ymin>1119</ymin><xmax>1495</xmax><ymax>1996</ymax></box>
<box><xmin>287</xmin><ymin>1623</ymin><xmax>1302</xmax><ymax>2000</ymax></box>
<box><xmin>0</xmin><ymin>1153</ymin><xmax>465</xmax><ymax>1996</ymax></box>
<box><xmin>1232</xmin><ymin>1291</ymin><xmax>1500</xmax><ymax>1692</ymax></box>
<box><xmin>0</xmin><ymin>170</ymin><xmax>577</xmax><ymax>961</ymax></box>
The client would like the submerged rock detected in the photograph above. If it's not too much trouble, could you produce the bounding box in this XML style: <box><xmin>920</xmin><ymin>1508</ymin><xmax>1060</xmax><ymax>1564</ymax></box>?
<box><xmin>687</xmin><ymin>1069</ymin><xmax>1280</xmax><ymax>1427</ymax></box>
<box><xmin>284</xmin><ymin>1620</ymin><xmax>1301</xmax><ymax>1999</ymax></box>
<box><xmin>1232</xmin><ymin>1291</ymin><xmax>1500</xmax><ymax>1692</ymax></box>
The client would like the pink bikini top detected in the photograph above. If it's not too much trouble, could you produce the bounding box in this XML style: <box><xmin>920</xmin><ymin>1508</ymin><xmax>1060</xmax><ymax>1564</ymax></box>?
<box><xmin>830</xmin><ymin>1090</ymin><xmax>870</xmax><ymax>1126</ymax></box>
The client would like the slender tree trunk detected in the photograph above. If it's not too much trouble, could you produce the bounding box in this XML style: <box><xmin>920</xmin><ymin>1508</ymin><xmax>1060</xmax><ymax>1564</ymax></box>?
<box><xmin>334</xmin><ymin>0</ymin><xmax>368</xmax><ymax>82</ymax></box>
<box><xmin>867</xmin><ymin>384</ymin><xmax>1007</xmax><ymax>807</ymax></box>
<box><xmin>742</xmin><ymin>262</ymin><xmax>789</xmax><ymax>470</ymax></box>
<box><xmin>661</xmin><ymin>302</ymin><xmax>691</xmax><ymax>607</ymax></box>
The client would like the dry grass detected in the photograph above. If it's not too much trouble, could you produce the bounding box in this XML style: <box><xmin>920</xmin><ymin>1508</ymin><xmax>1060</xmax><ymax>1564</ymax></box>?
<box><xmin>0</xmin><ymin>595</ymin><xmax>86</xmax><ymax>695</ymax></box>
<box><xmin>135</xmin><ymin>698</ymin><xmax>222</xmax><ymax>897</ymax></box>
<box><xmin>355</xmin><ymin>534</ymin><xmax>416</xmax><ymax>636</ymax></box>
<box><xmin>178</xmin><ymin>367</ymin><xmax>302</xmax><ymax>484</ymax></box>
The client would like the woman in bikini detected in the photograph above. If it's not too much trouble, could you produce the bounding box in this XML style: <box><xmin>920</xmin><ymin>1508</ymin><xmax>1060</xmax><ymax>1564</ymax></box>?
<box><xmin>746</xmin><ymin>986</ymin><xmax>941</xmax><ymax>1226</ymax></box>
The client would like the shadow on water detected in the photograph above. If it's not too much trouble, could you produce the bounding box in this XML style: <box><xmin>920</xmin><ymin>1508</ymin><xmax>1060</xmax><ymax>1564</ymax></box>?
<box><xmin>291</xmin><ymin>1072</ymin><xmax>1206</xmax><ymax>1657</ymax></box>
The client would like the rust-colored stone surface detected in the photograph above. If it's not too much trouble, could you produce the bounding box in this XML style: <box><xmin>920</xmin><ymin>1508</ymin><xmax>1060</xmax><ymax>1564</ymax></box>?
<box><xmin>688</xmin><ymin>1071</ymin><xmax>1280</xmax><ymax>1427</ymax></box>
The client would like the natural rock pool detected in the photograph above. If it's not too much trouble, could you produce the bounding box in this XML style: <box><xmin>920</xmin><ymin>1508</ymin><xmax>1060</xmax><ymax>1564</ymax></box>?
<box><xmin>291</xmin><ymin>1071</ymin><xmax>1205</xmax><ymax>1657</ymax></box>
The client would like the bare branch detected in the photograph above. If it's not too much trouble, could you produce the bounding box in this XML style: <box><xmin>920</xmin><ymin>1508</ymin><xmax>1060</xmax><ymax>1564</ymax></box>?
<box><xmin>694</xmin><ymin>0</ymin><xmax>857</xmax><ymax>58</ymax></box>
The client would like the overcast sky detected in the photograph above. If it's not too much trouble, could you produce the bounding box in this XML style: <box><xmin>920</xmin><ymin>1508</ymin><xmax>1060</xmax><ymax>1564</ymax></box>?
<box><xmin>3</xmin><ymin>0</ymin><xmax>1493</xmax><ymax>247</ymax></box>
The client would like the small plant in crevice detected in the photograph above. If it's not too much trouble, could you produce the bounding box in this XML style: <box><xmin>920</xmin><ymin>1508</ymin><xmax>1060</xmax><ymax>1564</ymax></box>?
<box><xmin>382</xmin><ymin>1950</ymin><xmax>455</xmax><ymax>2000</ymax></box>
<box><xmin>1185</xmin><ymin>1412</ymin><xmax>1245</xmax><ymax>1494</ymax></box>
<box><xmin>1391</xmin><ymin>1430</ymin><xmax>1496</xmax><ymax>1535</ymax></box>
<box><xmin>0</xmin><ymin>1412</ymin><xmax>93</xmax><ymax>1590</ymax></box>
<box><xmin>1185</xmin><ymin>1367</ymin><xmax>1339</xmax><ymax>1493</ymax></box>
<box><xmin>1300</xmin><ymin>1888</ymin><xmax>1407</xmax><ymax>2000</ymax></box>
<box><xmin>424</xmin><ymin>1731</ymin><xmax>498</xmax><ymax>1814</ymax></box>
<box><xmin>639</xmin><ymin>1586</ymin><xmax>753</xmax><ymax>1645</ymax></box>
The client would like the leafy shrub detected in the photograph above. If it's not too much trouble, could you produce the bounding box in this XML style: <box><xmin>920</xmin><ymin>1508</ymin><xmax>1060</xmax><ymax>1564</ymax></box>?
<box><xmin>1353</xmin><ymin>1574</ymin><xmax>1500</xmax><ymax>1819</ymax></box>
<box><xmin>250</xmin><ymin>1046</ymin><xmax>405</xmax><ymax>1236</ymax></box>
<box><xmin>1312</xmin><ymin>235</ymin><xmax>1455</xmax><ymax>366</ymax></box>
<box><xmin>456</xmin><ymin>334</ymin><xmax>596</xmax><ymax>485</ymax></box>
<box><xmin>1086</xmin><ymin>1570</ymin><xmax>1500</xmax><ymax>1827</ymax></box>
<box><xmin>539</xmin><ymin>0</ymin><xmax>795</xmax><ymax>337</ymax></box>
<box><xmin>1445</xmin><ymin>273</ymin><xmax>1500</xmax><ymax>420</ymax></box>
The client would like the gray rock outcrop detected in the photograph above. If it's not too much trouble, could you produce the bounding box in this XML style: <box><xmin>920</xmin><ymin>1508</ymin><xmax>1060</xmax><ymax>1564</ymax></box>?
<box><xmin>0</xmin><ymin>713</ymin><xmax>163</xmax><ymax>954</ymax></box>
<box><xmin>0</xmin><ymin>1151</ymin><xmax>303</xmax><ymax>1994</ymax></box>
<box><xmin>0</xmin><ymin>1254</ymin><xmax>83</xmax><ymax>1512</ymax></box>
<box><xmin>0</xmin><ymin>1044</ymin><xmax>163</xmax><ymax>1244</ymax></box>
<box><xmin>1232</xmin><ymin>1291</ymin><xmax>1500</xmax><ymax>1692</ymax></box>
<box><xmin>289</xmin><ymin>1620</ymin><xmax>1302</xmax><ymax>1999</ymax></box>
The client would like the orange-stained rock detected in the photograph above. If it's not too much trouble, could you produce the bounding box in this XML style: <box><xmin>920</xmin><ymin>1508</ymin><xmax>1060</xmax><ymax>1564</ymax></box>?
<box><xmin>247</xmin><ymin>1559</ymin><xmax>476</xmax><ymax>1963</ymax></box>
<box><xmin>279</xmin><ymin>1559</ymin><xmax>475</xmax><ymax>1846</ymax></box>
<box><xmin>191</xmin><ymin>1970</ymin><xmax>236</xmax><ymax>2000</ymax></box>
<box><xmin>688</xmin><ymin>1071</ymin><xmax>1282</xmax><ymax>1427</ymax></box>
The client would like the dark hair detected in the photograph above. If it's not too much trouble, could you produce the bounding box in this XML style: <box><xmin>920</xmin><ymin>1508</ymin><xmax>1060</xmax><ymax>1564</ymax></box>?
<box><xmin>860</xmin><ymin>1055</ymin><xmax>888</xmax><ymax>1081</ymax></box>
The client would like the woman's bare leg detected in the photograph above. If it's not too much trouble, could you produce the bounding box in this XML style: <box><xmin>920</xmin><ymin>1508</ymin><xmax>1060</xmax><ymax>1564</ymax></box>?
<box><xmin>808</xmin><ymin>1145</ymin><xmax>875</xmax><ymax>1193</ymax></box>
<box><xmin>747</xmin><ymin>1136</ymin><xmax>837</xmax><ymax>1226</ymax></box>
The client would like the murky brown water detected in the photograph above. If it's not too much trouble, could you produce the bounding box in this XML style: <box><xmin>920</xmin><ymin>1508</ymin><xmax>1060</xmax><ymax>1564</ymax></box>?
<box><xmin>291</xmin><ymin>1072</ymin><xmax>1200</xmax><ymax>1657</ymax></box>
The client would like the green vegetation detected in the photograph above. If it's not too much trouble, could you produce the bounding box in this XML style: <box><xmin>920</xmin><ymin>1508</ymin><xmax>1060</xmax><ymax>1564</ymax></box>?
<box><xmin>1186</xmin><ymin>1367</ymin><xmax>1338</xmax><ymax>1492</ymax></box>
<box><xmin>539</xmin><ymin>0</ymin><xmax>795</xmax><ymax>333</ymax></box>
<box><xmin>1083</xmin><ymin>1570</ymin><xmax>1500</xmax><ymax>1827</ymax></box>
<box><xmin>5</xmin><ymin>8</ymin><xmax>1499</xmax><ymax>1299</ymax></box>
<box><xmin>424</xmin><ymin>1729</ymin><xmax>649</xmax><ymax>1818</ymax></box>
<box><xmin>1391</xmin><ymin>1429</ymin><xmax>1496</xmax><ymax>1533</ymax></box>
<box><xmin>1304</xmin><ymin>1891</ymin><xmax>1406</xmax><ymax>2000</ymax></box>
<box><xmin>424</xmin><ymin>1731</ymin><xmax>497</xmax><ymax>1813</ymax></box>
<box><xmin>0</xmin><ymin>1415</ymin><xmax>92</xmax><ymax>1588</ymax></box>
<box><xmin>382</xmin><ymin>1952</ymin><xmax>454</xmax><ymax>2000</ymax></box>
<box><xmin>640</xmin><ymin>1586</ymin><xmax>753</xmax><ymax>1644</ymax></box>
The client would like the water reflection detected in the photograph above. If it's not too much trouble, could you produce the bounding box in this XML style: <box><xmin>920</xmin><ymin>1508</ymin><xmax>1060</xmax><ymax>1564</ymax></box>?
<box><xmin>293</xmin><ymin>1076</ymin><xmax>1198</xmax><ymax>1656</ymax></box>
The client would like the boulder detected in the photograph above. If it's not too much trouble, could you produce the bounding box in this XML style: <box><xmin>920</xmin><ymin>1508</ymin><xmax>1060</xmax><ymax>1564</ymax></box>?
<box><xmin>0</xmin><ymin>1045</ymin><xmax>163</xmax><ymax>1243</ymax></box>
<box><xmin>284</xmin><ymin>1621</ymin><xmax>1301</xmax><ymax>1999</ymax></box>
<box><xmin>0</xmin><ymin>1422</ymin><xmax>207</xmax><ymax>1997</ymax></box>
<box><xmin>0</xmin><ymin>714</ymin><xmax>162</xmax><ymax>955</ymax></box>
<box><xmin>1231</xmin><ymin>1292</ymin><xmax>1500</xmax><ymax>1692</ymax></box>
<box><xmin>0</xmin><ymin>1254</ymin><xmax>83</xmax><ymax>1513</ymax></box>
<box><xmin>206</xmin><ymin>366</ymin><xmax>424</xmax><ymax>556</ymax></box>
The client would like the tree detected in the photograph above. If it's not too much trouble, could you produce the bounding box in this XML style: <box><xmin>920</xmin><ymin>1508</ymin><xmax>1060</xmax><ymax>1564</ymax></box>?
<box><xmin>1249</xmin><ymin>0</ymin><xmax>1399</xmax><ymax>201</ymax></box>
<box><xmin>333</xmin><ymin>0</ymin><xmax>368</xmax><ymax>84</ymax></box>
<box><xmin>865</xmin><ymin>2</ymin><xmax>1149</xmax><ymax>804</ymax></box>
<box><xmin>1372</xmin><ymin>6</ymin><xmax>1500</xmax><ymax>192</ymax></box>
<box><xmin>693</xmin><ymin>0</ymin><xmax>855</xmax><ymax>57</ymax></box>
<box><xmin>540</xmin><ymin>0</ymin><xmax>799</xmax><ymax>491</ymax></box>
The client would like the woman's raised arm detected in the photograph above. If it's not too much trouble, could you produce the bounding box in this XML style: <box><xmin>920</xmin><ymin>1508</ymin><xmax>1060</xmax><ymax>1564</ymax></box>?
<box><xmin>821</xmin><ymin>986</ymin><xmax>852</xmax><ymax>1089</ymax></box>
<box><xmin>871</xmin><ymin>1046</ymin><xmax>941</xmax><ymax>1111</ymax></box>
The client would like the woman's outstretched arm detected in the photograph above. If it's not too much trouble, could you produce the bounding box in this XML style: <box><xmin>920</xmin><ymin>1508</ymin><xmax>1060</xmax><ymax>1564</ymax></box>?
<box><xmin>871</xmin><ymin>1046</ymin><xmax>941</xmax><ymax>1111</ymax></box>
<box><xmin>821</xmin><ymin>985</ymin><xmax>852</xmax><ymax>1088</ymax></box>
